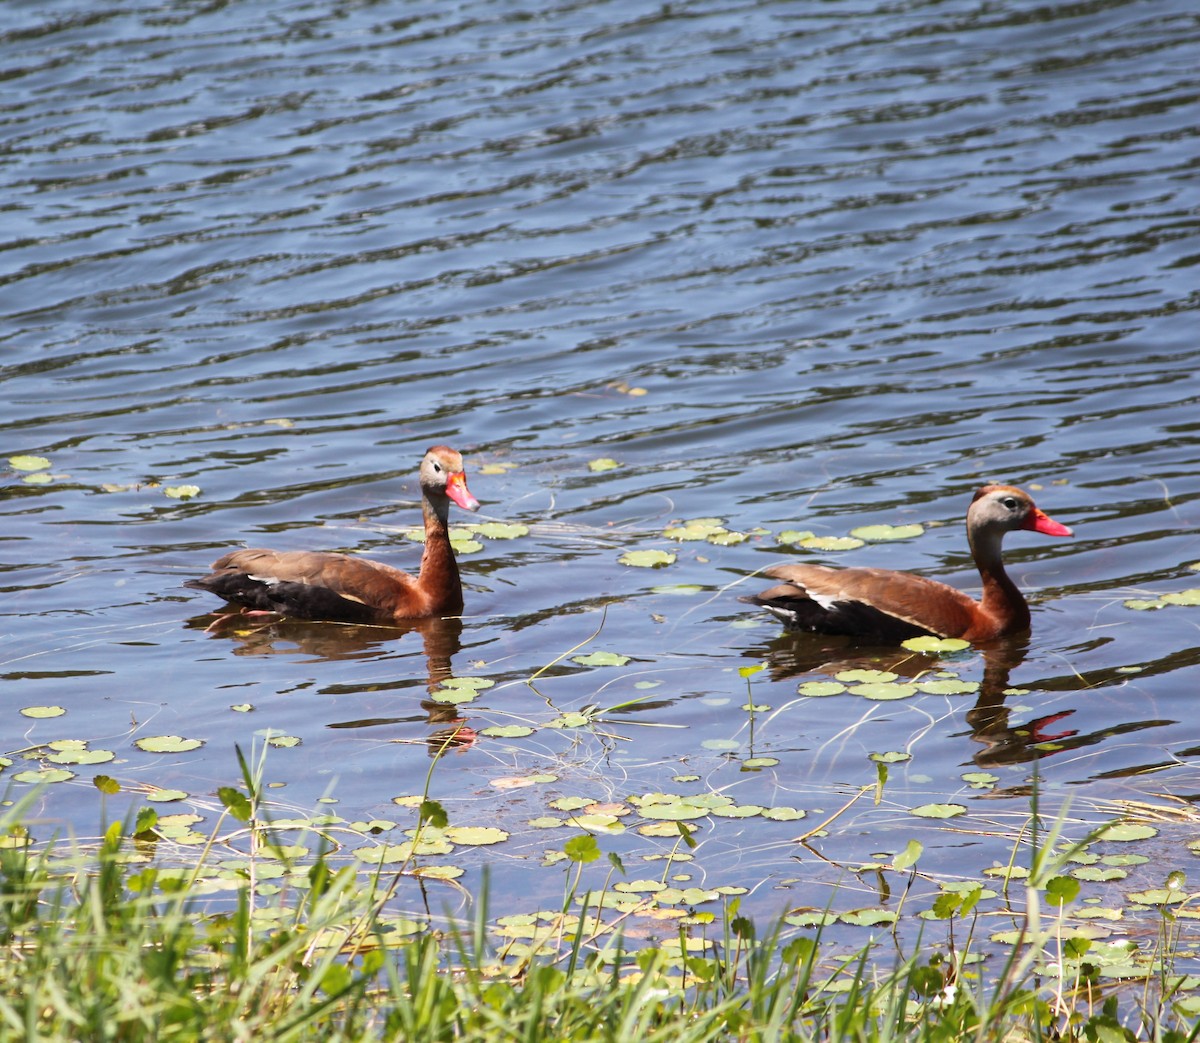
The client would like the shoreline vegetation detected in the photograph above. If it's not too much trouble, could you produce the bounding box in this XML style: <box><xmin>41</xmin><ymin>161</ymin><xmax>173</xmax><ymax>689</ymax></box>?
<box><xmin>2</xmin><ymin>749</ymin><xmax>1198</xmax><ymax>1042</ymax></box>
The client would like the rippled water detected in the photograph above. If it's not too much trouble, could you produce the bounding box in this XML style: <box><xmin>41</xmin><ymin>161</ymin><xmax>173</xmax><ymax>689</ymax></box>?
<box><xmin>3</xmin><ymin>0</ymin><xmax>1200</xmax><ymax>949</ymax></box>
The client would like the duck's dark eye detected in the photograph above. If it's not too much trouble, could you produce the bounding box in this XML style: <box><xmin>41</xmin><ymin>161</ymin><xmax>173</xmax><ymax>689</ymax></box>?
<box><xmin>1002</xmin><ymin>497</ymin><xmax>1018</xmax><ymax>510</ymax></box>
<box><xmin>432</xmin><ymin>462</ymin><xmax>442</xmax><ymax>473</ymax></box>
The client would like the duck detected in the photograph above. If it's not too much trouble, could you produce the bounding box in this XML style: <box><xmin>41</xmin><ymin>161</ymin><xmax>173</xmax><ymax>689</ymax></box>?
<box><xmin>740</xmin><ymin>484</ymin><xmax>1072</xmax><ymax>643</ymax></box>
<box><xmin>186</xmin><ymin>445</ymin><xmax>479</xmax><ymax>624</ymax></box>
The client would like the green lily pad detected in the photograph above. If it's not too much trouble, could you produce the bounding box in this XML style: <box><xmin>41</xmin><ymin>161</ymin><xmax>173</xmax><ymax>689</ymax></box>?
<box><xmin>148</xmin><ymin>789</ymin><xmax>189</xmax><ymax>803</ymax></box>
<box><xmin>164</xmin><ymin>485</ymin><xmax>201</xmax><ymax>500</ymax></box>
<box><xmin>479</xmin><ymin>725</ymin><xmax>535</xmax><ymax>738</ymax></box>
<box><xmin>961</xmin><ymin>772</ymin><xmax>998</xmax><ymax>788</ymax></box>
<box><xmin>869</xmin><ymin>751</ymin><xmax>911</xmax><ymax>763</ymax></box>
<box><xmin>709</xmin><ymin>805</ymin><xmax>764</xmax><ymax>819</ymax></box>
<box><xmin>761</xmin><ymin>806</ymin><xmax>806</xmax><ymax>821</ymax></box>
<box><xmin>588</xmin><ymin>458</ymin><xmax>621</xmax><ymax>472</ymax></box>
<box><xmin>9</xmin><ymin>455</ymin><xmax>51</xmax><ymax>471</ymax></box>
<box><xmin>902</xmin><ymin>636</ymin><xmax>971</xmax><ymax>654</ymax></box>
<box><xmin>572</xmin><ymin>651</ymin><xmax>630</xmax><ymax>667</ymax></box>
<box><xmin>916</xmin><ymin>679</ymin><xmax>979</xmax><ymax>695</ymax></box>
<box><xmin>266</xmin><ymin>735</ymin><xmax>301</xmax><ymax>748</ymax></box>
<box><xmin>134</xmin><ymin>735</ymin><xmax>204</xmax><ymax>754</ymax></box>
<box><xmin>1160</xmin><ymin>589</ymin><xmax>1200</xmax><ymax>606</ymax></box>
<box><xmin>468</xmin><ymin>522</ymin><xmax>530</xmax><ymax>539</ymax></box>
<box><xmin>851</xmin><ymin>682</ymin><xmax>918</xmax><ymax>700</ymax></box>
<box><xmin>840</xmin><ymin>907</ymin><xmax>899</xmax><ymax>926</ymax></box>
<box><xmin>777</xmin><ymin>530</ymin><xmax>816</xmax><ymax>545</ymax></box>
<box><xmin>836</xmin><ymin>669</ymin><xmax>897</xmax><ymax>683</ymax></box>
<box><xmin>911</xmin><ymin>803</ymin><xmax>967</xmax><ymax>819</ymax></box>
<box><xmin>20</xmin><ymin>706</ymin><xmax>65</xmax><ymax>719</ymax></box>
<box><xmin>47</xmin><ymin>747</ymin><xmax>115</xmax><ymax>765</ymax></box>
<box><xmin>448</xmin><ymin>536</ymin><xmax>484</xmax><ymax>554</ymax></box>
<box><xmin>1095</xmin><ymin>823</ymin><xmax>1158</xmax><ymax>842</ymax></box>
<box><xmin>664</xmin><ymin>518</ymin><xmax>727</xmax><ymax>541</ymax></box>
<box><xmin>444</xmin><ymin>826</ymin><xmax>508</xmax><ymax>846</ymax></box>
<box><xmin>850</xmin><ymin>524</ymin><xmax>924</xmax><ymax>542</ymax></box>
<box><xmin>12</xmin><ymin>768</ymin><xmax>75</xmax><ymax>784</ymax></box>
<box><xmin>797</xmin><ymin>681</ymin><xmax>845</xmax><ymax>697</ymax></box>
<box><xmin>23</xmin><ymin>473</ymin><xmax>53</xmax><ymax>485</ymax></box>
<box><xmin>799</xmin><ymin>535</ymin><xmax>865</xmax><ymax>552</ymax></box>
<box><xmin>618</xmin><ymin>549</ymin><xmax>676</xmax><ymax>568</ymax></box>
<box><xmin>1123</xmin><ymin>598</ymin><xmax>1164</xmax><ymax>611</ymax></box>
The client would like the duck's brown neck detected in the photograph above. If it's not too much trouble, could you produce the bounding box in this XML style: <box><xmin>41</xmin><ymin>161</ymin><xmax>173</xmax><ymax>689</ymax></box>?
<box><xmin>969</xmin><ymin>528</ymin><xmax>1030</xmax><ymax>632</ymax></box>
<box><xmin>418</xmin><ymin>491</ymin><xmax>463</xmax><ymax>615</ymax></box>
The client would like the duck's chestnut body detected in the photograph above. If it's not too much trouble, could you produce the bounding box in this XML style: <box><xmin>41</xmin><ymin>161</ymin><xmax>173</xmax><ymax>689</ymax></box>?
<box><xmin>741</xmin><ymin>485</ymin><xmax>1072</xmax><ymax>643</ymax></box>
<box><xmin>186</xmin><ymin>445</ymin><xmax>479</xmax><ymax>624</ymax></box>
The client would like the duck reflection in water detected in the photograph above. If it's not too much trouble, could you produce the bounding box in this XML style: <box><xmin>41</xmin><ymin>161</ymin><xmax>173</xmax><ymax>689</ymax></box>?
<box><xmin>185</xmin><ymin>612</ymin><xmax>477</xmax><ymax>753</ymax></box>
<box><xmin>748</xmin><ymin>632</ymin><xmax>1078</xmax><ymax>772</ymax></box>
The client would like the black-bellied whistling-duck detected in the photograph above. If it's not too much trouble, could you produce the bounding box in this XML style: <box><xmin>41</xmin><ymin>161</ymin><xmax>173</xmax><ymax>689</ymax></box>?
<box><xmin>186</xmin><ymin>445</ymin><xmax>480</xmax><ymax>624</ymax></box>
<box><xmin>741</xmin><ymin>485</ymin><xmax>1072</xmax><ymax>643</ymax></box>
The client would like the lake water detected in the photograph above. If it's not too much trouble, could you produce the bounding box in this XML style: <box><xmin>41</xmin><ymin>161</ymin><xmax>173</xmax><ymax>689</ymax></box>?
<box><xmin>3</xmin><ymin>0</ymin><xmax>1199</xmax><ymax>974</ymax></box>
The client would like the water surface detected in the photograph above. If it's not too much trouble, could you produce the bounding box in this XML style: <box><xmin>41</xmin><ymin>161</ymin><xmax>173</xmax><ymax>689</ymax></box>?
<box><xmin>3</xmin><ymin>0</ymin><xmax>1199</xmax><ymax>965</ymax></box>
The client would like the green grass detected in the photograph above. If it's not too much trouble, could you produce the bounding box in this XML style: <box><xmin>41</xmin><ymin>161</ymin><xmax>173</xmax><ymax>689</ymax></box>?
<box><xmin>2</xmin><ymin>760</ymin><xmax>1198</xmax><ymax>1043</ymax></box>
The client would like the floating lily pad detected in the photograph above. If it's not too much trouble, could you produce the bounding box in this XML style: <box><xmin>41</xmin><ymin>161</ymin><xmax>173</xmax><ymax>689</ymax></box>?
<box><xmin>444</xmin><ymin>826</ymin><xmax>508</xmax><ymax>846</ymax></box>
<box><xmin>902</xmin><ymin>636</ymin><xmax>971</xmax><ymax>654</ymax></box>
<box><xmin>164</xmin><ymin>485</ymin><xmax>201</xmax><ymax>500</ymax></box>
<box><xmin>709</xmin><ymin>805</ymin><xmax>764</xmax><ymax>819</ymax></box>
<box><xmin>588</xmin><ymin>458</ymin><xmax>621</xmax><ymax>472</ymax></box>
<box><xmin>47</xmin><ymin>747</ymin><xmax>115</xmax><ymax>765</ymax></box>
<box><xmin>448</xmin><ymin>535</ymin><xmax>484</xmax><ymax>554</ymax></box>
<box><xmin>869</xmin><ymin>751</ymin><xmax>912</xmax><ymax>763</ymax></box>
<box><xmin>12</xmin><ymin>768</ymin><xmax>75</xmax><ymax>784</ymax></box>
<box><xmin>618</xmin><ymin>549</ymin><xmax>676</xmax><ymax>568</ymax></box>
<box><xmin>850</xmin><ymin>524</ymin><xmax>924</xmax><ymax>542</ymax></box>
<box><xmin>840</xmin><ymin>908</ymin><xmax>899</xmax><ymax>926</ymax></box>
<box><xmin>742</xmin><ymin>756</ymin><xmax>779</xmax><ymax>768</ymax></box>
<box><xmin>1095</xmin><ymin>823</ymin><xmax>1158</xmax><ymax>842</ymax></box>
<box><xmin>572</xmin><ymin>651</ymin><xmax>630</xmax><ymax>667</ymax></box>
<box><xmin>1160</xmin><ymin>589</ymin><xmax>1200</xmax><ymax>606</ymax></box>
<box><xmin>134</xmin><ymin>735</ymin><xmax>204</xmax><ymax>754</ymax></box>
<box><xmin>20</xmin><ymin>706</ymin><xmax>66</xmax><ymax>719</ymax></box>
<box><xmin>761</xmin><ymin>806</ymin><xmax>806</xmax><ymax>821</ymax></box>
<box><xmin>1122</xmin><ymin>598</ymin><xmax>1164</xmax><ymax>611</ymax></box>
<box><xmin>266</xmin><ymin>735</ymin><xmax>301</xmax><ymax>748</ymax></box>
<box><xmin>9</xmin><ymin>455</ymin><xmax>51</xmax><ymax>471</ymax></box>
<box><xmin>650</xmin><ymin>584</ymin><xmax>703</xmax><ymax>595</ymax></box>
<box><xmin>148</xmin><ymin>789</ymin><xmax>189</xmax><ymax>803</ymax></box>
<box><xmin>961</xmin><ymin>772</ymin><xmax>998</xmax><ymax>789</ymax></box>
<box><xmin>777</xmin><ymin>530</ymin><xmax>816</xmax><ymax>545</ymax></box>
<box><xmin>479</xmin><ymin>724</ymin><xmax>534</xmax><ymax>738</ymax></box>
<box><xmin>798</xmin><ymin>681</ymin><xmax>845</xmax><ymax>697</ymax></box>
<box><xmin>916</xmin><ymin>679</ymin><xmax>979</xmax><ymax>695</ymax></box>
<box><xmin>836</xmin><ymin>669</ymin><xmax>897</xmax><ymax>683</ymax></box>
<box><xmin>851</xmin><ymin>682</ymin><xmax>918</xmax><ymax>701</ymax></box>
<box><xmin>23</xmin><ymin>473</ymin><xmax>53</xmax><ymax>485</ymax></box>
<box><xmin>799</xmin><ymin>535</ymin><xmax>865</xmax><ymax>552</ymax></box>
<box><xmin>911</xmin><ymin>803</ymin><xmax>967</xmax><ymax>819</ymax></box>
<box><xmin>469</xmin><ymin>522</ymin><xmax>530</xmax><ymax>539</ymax></box>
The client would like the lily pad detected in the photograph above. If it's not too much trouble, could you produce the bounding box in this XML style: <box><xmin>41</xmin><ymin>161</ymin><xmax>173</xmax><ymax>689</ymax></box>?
<box><xmin>851</xmin><ymin>682</ymin><xmax>918</xmax><ymax>701</ymax></box>
<box><xmin>797</xmin><ymin>681</ymin><xmax>845</xmax><ymax>697</ymax></box>
<box><xmin>1095</xmin><ymin>823</ymin><xmax>1158</xmax><ymax>842</ymax></box>
<box><xmin>20</xmin><ymin>706</ymin><xmax>66</xmax><ymax>719</ymax></box>
<box><xmin>777</xmin><ymin>530</ymin><xmax>816</xmax><ymax>545</ymax></box>
<box><xmin>588</xmin><ymin>458</ymin><xmax>621</xmax><ymax>472</ymax></box>
<box><xmin>134</xmin><ymin>735</ymin><xmax>204</xmax><ymax>754</ymax></box>
<box><xmin>479</xmin><ymin>725</ymin><xmax>535</xmax><ymax>738</ymax></box>
<box><xmin>840</xmin><ymin>907</ymin><xmax>899</xmax><ymax>927</ymax></box>
<box><xmin>850</xmin><ymin>524</ymin><xmax>924</xmax><ymax>541</ymax></box>
<box><xmin>910</xmin><ymin>803</ymin><xmax>967</xmax><ymax>819</ymax></box>
<box><xmin>618</xmin><ymin>549</ymin><xmax>676</xmax><ymax>568</ymax></box>
<box><xmin>9</xmin><ymin>455</ymin><xmax>51</xmax><ymax>471</ymax></box>
<box><xmin>164</xmin><ymin>485</ymin><xmax>201</xmax><ymax>500</ymax></box>
<box><xmin>1122</xmin><ymin>598</ymin><xmax>1164</xmax><ymax>611</ymax></box>
<box><xmin>1160</xmin><ymin>589</ymin><xmax>1200</xmax><ymax>606</ymax></box>
<box><xmin>902</xmin><ymin>636</ymin><xmax>971</xmax><ymax>655</ymax></box>
<box><xmin>916</xmin><ymin>679</ymin><xmax>979</xmax><ymax>696</ymax></box>
<box><xmin>469</xmin><ymin>522</ymin><xmax>529</xmax><ymax>539</ymax></box>
<box><xmin>799</xmin><ymin>535</ymin><xmax>865</xmax><ymax>552</ymax></box>
<box><xmin>444</xmin><ymin>826</ymin><xmax>508</xmax><ymax>846</ymax></box>
<box><xmin>572</xmin><ymin>651</ymin><xmax>630</xmax><ymax>667</ymax></box>
<box><xmin>761</xmin><ymin>807</ymin><xmax>806</xmax><ymax>821</ymax></box>
<box><xmin>836</xmin><ymin>669</ymin><xmax>897</xmax><ymax>683</ymax></box>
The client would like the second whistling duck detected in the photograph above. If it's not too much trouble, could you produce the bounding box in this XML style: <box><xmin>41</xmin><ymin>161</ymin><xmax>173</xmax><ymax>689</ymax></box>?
<box><xmin>741</xmin><ymin>485</ymin><xmax>1072</xmax><ymax>643</ymax></box>
<box><xmin>186</xmin><ymin>445</ymin><xmax>480</xmax><ymax>624</ymax></box>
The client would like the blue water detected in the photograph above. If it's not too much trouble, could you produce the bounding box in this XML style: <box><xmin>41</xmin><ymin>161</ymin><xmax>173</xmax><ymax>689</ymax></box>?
<box><xmin>3</xmin><ymin>0</ymin><xmax>1199</xmax><ymax>963</ymax></box>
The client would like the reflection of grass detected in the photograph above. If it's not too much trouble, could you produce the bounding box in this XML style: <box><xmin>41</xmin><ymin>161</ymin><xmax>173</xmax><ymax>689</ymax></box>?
<box><xmin>2</xmin><ymin>763</ymin><xmax>1198</xmax><ymax>1039</ymax></box>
